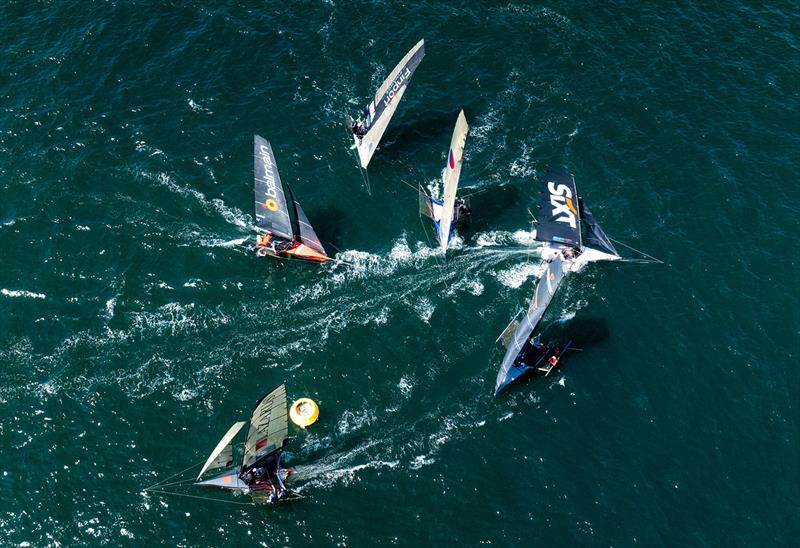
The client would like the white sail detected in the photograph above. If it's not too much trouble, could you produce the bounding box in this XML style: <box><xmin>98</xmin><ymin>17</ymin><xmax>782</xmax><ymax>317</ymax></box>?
<box><xmin>353</xmin><ymin>39</ymin><xmax>425</xmax><ymax>168</ymax></box>
<box><xmin>436</xmin><ymin>110</ymin><xmax>469</xmax><ymax>251</ymax></box>
<box><xmin>196</xmin><ymin>421</ymin><xmax>246</xmax><ymax>480</ymax></box>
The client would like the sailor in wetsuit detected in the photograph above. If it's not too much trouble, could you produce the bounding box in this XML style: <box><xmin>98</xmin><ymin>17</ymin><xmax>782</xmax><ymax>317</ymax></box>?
<box><xmin>255</xmin><ymin>232</ymin><xmax>298</xmax><ymax>256</ymax></box>
<box><xmin>346</xmin><ymin>115</ymin><xmax>368</xmax><ymax>138</ymax></box>
<box><xmin>453</xmin><ymin>198</ymin><xmax>472</xmax><ymax>224</ymax></box>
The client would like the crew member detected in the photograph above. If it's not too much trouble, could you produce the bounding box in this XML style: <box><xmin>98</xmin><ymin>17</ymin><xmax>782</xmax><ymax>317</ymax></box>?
<box><xmin>454</xmin><ymin>198</ymin><xmax>472</xmax><ymax>223</ymax></box>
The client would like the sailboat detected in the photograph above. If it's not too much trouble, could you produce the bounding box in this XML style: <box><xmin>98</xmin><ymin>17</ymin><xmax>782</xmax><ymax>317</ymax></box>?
<box><xmin>495</xmin><ymin>255</ymin><xmax>571</xmax><ymax>395</ymax></box>
<box><xmin>194</xmin><ymin>384</ymin><xmax>301</xmax><ymax>503</ymax></box>
<box><xmin>345</xmin><ymin>39</ymin><xmax>425</xmax><ymax>169</ymax></box>
<box><xmin>534</xmin><ymin>167</ymin><xmax>620</xmax><ymax>270</ymax></box>
<box><xmin>252</xmin><ymin>135</ymin><xmax>332</xmax><ymax>263</ymax></box>
<box><xmin>494</xmin><ymin>168</ymin><xmax>621</xmax><ymax>395</ymax></box>
<box><xmin>419</xmin><ymin>110</ymin><xmax>470</xmax><ymax>252</ymax></box>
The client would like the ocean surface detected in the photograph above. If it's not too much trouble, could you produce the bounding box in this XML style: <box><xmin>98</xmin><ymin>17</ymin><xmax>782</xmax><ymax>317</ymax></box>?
<box><xmin>1</xmin><ymin>1</ymin><xmax>799</xmax><ymax>545</ymax></box>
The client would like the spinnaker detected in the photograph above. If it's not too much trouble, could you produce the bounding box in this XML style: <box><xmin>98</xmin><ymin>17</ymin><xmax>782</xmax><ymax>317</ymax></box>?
<box><xmin>346</xmin><ymin>39</ymin><xmax>425</xmax><ymax>169</ymax></box>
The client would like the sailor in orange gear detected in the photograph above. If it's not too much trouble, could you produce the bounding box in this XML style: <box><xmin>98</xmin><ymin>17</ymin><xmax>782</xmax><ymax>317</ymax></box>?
<box><xmin>256</xmin><ymin>232</ymin><xmax>272</xmax><ymax>247</ymax></box>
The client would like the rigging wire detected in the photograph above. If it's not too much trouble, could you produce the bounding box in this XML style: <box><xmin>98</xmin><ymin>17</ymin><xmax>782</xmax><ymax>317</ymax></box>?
<box><xmin>143</xmin><ymin>489</ymin><xmax>257</xmax><ymax>506</ymax></box>
<box><xmin>609</xmin><ymin>237</ymin><xmax>665</xmax><ymax>265</ymax></box>
<box><xmin>143</xmin><ymin>457</ymin><xmax>207</xmax><ymax>492</ymax></box>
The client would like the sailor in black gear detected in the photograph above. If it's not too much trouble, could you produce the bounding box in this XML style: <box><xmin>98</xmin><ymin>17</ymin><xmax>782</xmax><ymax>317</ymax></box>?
<box><xmin>454</xmin><ymin>198</ymin><xmax>471</xmax><ymax>224</ymax></box>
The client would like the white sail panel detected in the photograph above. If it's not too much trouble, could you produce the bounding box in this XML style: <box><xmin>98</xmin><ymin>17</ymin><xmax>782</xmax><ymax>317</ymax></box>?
<box><xmin>196</xmin><ymin>421</ymin><xmax>246</xmax><ymax>480</ymax></box>
<box><xmin>437</xmin><ymin>110</ymin><xmax>469</xmax><ymax>251</ymax></box>
<box><xmin>355</xmin><ymin>85</ymin><xmax>409</xmax><ymax>168</ymax></box>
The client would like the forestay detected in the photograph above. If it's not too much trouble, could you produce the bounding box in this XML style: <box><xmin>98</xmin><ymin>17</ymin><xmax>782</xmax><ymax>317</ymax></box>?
<box><xmin>495</xmin><ymin>255</ymin><xmax>566</xmax><ymax>394</ymax></box>
<box><xmin>436</xmin><ymin>110</ymin><xmax>469</xmax><ymax>251</ymax></box>
<box><xmin>535</xmin><ymin>167</ymin><xmax>582</xmax><ymax>249</ymax></box>
<box><xmin>354</xmin><ymin>39</ymin><xmax>425</xmax><ymax>168</ymax></box>
<box><xmin>241</xmin><ymin>384</ymin><xmax>289</xmax><ymax>474</ymax></box>
<box><xmin>254</xmin><ymin>135</ymin><xmax>293</xmax><ymax>240</ymax></box>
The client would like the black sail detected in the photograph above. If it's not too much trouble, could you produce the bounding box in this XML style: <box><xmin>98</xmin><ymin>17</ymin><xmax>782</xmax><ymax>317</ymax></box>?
<box><xmin>253</xmin><ymin>135</ymin><xmax>293</xmax><ymax>241</ymax></box>
<box><xmin>579</xmin><ymin>199</ymin><xmax>619</xmax><ymax>256</ymax></box>
<box><xmin>535</xmin><ymin>167</ymin><xmax>582</xmax><ymax>249</ymax></box>
<box><xmin>287</xmin><ymin>185</ymin><xmax>327</xmax><ymax>256</ymax></box>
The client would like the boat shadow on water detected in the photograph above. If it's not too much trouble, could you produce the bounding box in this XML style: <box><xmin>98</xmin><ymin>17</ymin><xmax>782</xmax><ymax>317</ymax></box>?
<box><xmin>462</xmin><ymin>184</ymin><xmax>524</xmax><ymax>234</ymax></box>
<box><xmin>304</xmin><ymin>206</ymin><xmax>348</xmax><ymax>252</ymax></box>
<box><xmin>380</xmin><ymin>111</ymin><xmax>465</xmax><ymax>153</ymax></box>
<box><xmin>507</xmin><ymin>318</ymin><xmax>612</xmax><ymax>393</ymax></box>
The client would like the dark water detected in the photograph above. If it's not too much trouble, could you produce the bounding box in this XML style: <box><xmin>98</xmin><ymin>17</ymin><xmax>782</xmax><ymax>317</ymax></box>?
<box><xmin>1</xmin><ymin>1</ymin><xmax>799</xmax><ymax>545</ymax></box>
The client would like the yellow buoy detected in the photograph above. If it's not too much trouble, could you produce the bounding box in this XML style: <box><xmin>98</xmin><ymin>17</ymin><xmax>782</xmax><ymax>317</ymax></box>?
<box><xmin>290</xmin><ymin>398</ymin><xmax>319</xmax><ymax>428</ymax></box>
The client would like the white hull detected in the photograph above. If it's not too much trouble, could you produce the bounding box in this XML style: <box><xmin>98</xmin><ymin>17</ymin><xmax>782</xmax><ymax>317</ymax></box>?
<box><xmin>539</xmin><ymin>245</ymin><xmax>620</xmax><ymax>273</ymax></box>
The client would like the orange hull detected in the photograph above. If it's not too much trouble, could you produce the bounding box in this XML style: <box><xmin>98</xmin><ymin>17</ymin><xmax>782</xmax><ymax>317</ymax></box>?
<box><xmin>283</xmin><ymin>244</ymin><xmax>332</xmax><ymax>263</ymax></box>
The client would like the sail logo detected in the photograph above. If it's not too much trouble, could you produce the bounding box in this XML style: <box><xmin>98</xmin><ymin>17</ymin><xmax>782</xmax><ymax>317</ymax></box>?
<box><xmin>264</xmin><ymin>198</ymin><xmax>278</xmax><ymax>211</ymax></box>
<box><xmin>259</xmin><ymin>145</ymin><xmax>279</xmax><ymax>200</ymax></box>
<box><xmin>382</xmin><ymin>67</ymin><xmax>412</xmax><ymax>107</ymax></box>
<box><xmin>547</xmin><ymin>181</ymin><xmax>577</xmax><ymax>228</ymax></box>
<box><xmin>449</xmin><ymin>149</ymin><xmax>455</xmax><ymax>169</ymax></box>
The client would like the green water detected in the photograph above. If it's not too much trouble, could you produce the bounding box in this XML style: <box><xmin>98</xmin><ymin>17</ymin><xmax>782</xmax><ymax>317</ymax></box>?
<box><xmin>1</xmin><ymin>1</ymin><xmax>798</xmax><ymax>545</ymax></box>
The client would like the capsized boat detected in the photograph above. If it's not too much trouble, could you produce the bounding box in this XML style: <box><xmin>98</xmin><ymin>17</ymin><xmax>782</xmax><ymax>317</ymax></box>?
<box><xmin>534</xmin><ymin>167</ymin><xmax>620</xmax><ymax>270</ymax></box>
<box><xmin>345</xmin><ymin>39</ymin><xmax>425</xmax><ymax>169</ymax></box>
<box><xmin>495</xmin><ymin>255</ymin><xmax>572</xmax><ymax>395</ymax></box>
<box><xmin>419</xmin><ymin>110</ymin><xmax>470</xmax><ymax>252</ymax></box>
<box><xmin>253</xmin><ymin>135</ymin><xmax>332</xmax><ymax>262</ymax></box>
<box><xmin>195</xmin><ymin>384</ymin><xmax>302</xmax><ymax>503</ymax></box>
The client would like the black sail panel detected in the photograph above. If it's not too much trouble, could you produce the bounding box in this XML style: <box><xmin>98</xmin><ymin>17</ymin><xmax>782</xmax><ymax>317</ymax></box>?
<box><xmin>287</xmin><ymin>185</ymin><xmax>327</xmax><ymax>256</ymax></box>
<box><xmin>240</xmin><ymin>385</ymin><xmax>289</xmax><ymax>475</ymax></box>
<box><xmin>495</xmin><ymin>256</ymin><xmax>566</xmax><ymax>394</ymax></box>
<box><xmin>535</xmin><ymin>167</ymin><xmax>582</xmax><ymax>248</ymax></box>
<box><xmin>253</xmin><ymin>135</ymin><xmax>293</xmax><ymax>240</ymax></box>
<box><xmin>579</xmin><ymin>199</ymin><xmax>619</xmax><ymax>256</ymax></box>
